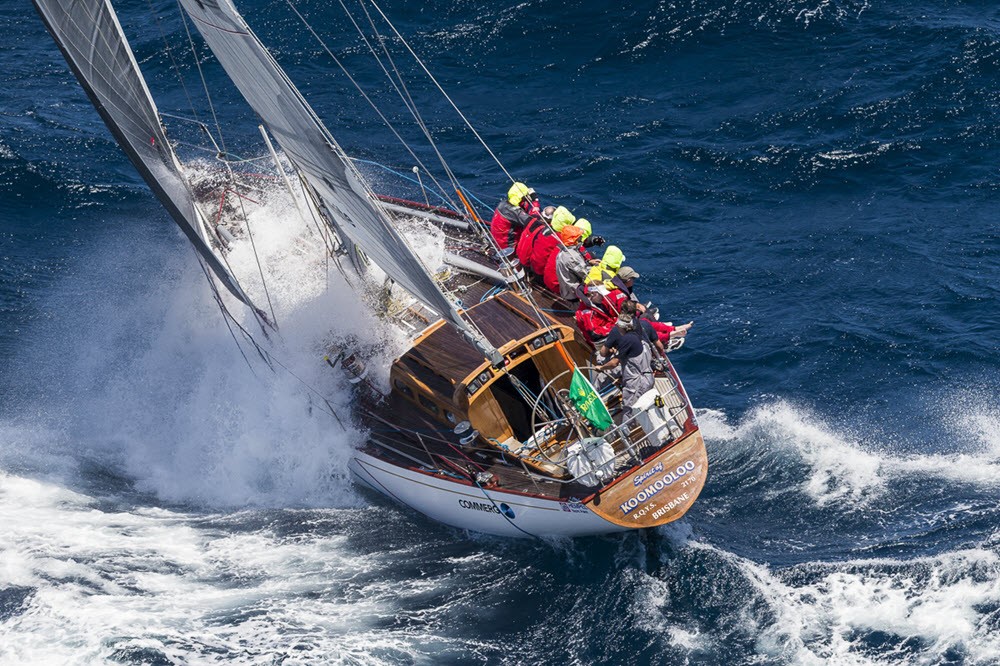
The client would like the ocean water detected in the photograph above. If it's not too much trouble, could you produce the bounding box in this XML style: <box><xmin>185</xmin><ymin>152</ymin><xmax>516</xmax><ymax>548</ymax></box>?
<box><xmin>2</xmin><ymin>0</ymin><xmax>1000</xmax><ymax>663</ymax></box>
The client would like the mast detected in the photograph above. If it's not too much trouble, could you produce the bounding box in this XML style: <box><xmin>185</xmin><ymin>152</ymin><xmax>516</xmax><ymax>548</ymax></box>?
<box><xmin>176</xmin><ymin>0</ymin><xmax>502</xmax><ymax>366</ymax></box>
<box><xmin>32</xmin><ymin>0</ymin><xmax>259</xmax><ymax>312</ymax></box>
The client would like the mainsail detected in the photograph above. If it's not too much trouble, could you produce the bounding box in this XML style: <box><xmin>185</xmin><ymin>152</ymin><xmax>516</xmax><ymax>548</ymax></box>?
<box><xmin>176</xmin><ymin>0</ymin><xmax>500</xmax><ymax>363</ymax></box>
<box><xmin>33</xmin><ymin>0</ymin><xmax>256</xmax><ymax>309</ymax></box>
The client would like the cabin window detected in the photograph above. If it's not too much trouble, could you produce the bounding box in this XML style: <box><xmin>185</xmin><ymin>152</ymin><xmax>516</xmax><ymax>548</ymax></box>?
<box><xmin>419</xmin><ymin>395</ymin><xmax>439</xmax><ymax>415</ymax></box>
<box><xmin>394</xmin><ymin>379</ymin><xmax>414</xmax><ymax>399</ymax></box>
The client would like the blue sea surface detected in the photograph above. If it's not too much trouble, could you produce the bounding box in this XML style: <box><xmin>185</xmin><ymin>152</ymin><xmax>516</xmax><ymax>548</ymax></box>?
<box><xmin>2</xmin><ymin>0</ymin><xmax>999</xmax><ymax>663</ymax></box>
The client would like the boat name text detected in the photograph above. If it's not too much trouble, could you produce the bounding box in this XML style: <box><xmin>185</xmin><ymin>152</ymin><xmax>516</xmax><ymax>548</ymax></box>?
<box><xmin>619</xmin><ymin>460</ymin><xmax>696</xmax><ymax>516</ymax></box>
<box><xmin>633</xmin><ymin>462</ymin><xmax>664</xmax><ymax>487</ymax></box>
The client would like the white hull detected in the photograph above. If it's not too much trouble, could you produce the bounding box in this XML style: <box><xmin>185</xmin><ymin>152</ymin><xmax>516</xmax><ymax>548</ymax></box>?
<box><xmin>349</xmin><ymin>452</ymin><xmax>625</xmax><ymax>538</ymax></box>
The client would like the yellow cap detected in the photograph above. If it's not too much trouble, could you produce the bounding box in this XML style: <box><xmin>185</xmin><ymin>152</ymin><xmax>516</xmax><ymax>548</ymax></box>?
<box><xmin>507</xmin><ymin>182</ymin><xmax>531</xmax><ymax>205</ymax></box>
<box><xmin>575</xmin><ymin>218</ymin><xmax>592</xmax><ymax>240</ymax></box>
<box><xmin>550</xmin><ymin>206</ymin><xmax>576</xmax><ymax>232</ymax></box>
<box><xmin>602</xmin><ymin>245</ymin><xmax>625</xmax><ymax>270</ymax></box>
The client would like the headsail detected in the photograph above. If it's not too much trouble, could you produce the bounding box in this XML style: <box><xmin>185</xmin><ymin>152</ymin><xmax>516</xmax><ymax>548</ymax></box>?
<box><xmin>33</xmin><ymin>0</ymin><xmax>256</xmax><ymax>310</ymax></box>
<box><xmin>177</xmin><ymin>0</ymin><xmax>500</xmax><ymax>363</ymax></box>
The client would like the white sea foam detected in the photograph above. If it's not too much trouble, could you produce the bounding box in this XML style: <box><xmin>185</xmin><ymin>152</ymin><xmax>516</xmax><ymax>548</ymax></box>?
<box><xmin>693</xmin><ymin>540</ymin><xmax>1000</xmax><ymax>665</ymax></box>
<box><xmin>0</xmin><ymin>471</ymin><xmax>482</xmax><ymax>665</ymax></box>
<box><xmin>628</xmin><ymin>535</ymin><xmax>1000</xmax><ymax>664</ymax></box>
<box><xmin>0</xmin><ymin>165</ymin><xmax>418</xmax><ymax>509</ymax></box>
<box><xmin>697</xmin><ymin>393</ymin><xmax>1000</xmax><ymax>507</ymax></box>
<box><xmin>698</xmin><ymin>401</ymin><xmax>885</xmax><ymax>506</ymax></box>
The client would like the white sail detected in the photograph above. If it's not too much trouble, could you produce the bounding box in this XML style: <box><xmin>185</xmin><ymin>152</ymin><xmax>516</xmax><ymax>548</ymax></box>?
<box><xmin>177</xmin><ymin>0</ymin><xmax>500</xmax><ymax>363</ymax></box>
<box><xmin>33</xmin><ymin>0</ymin><xmax>258</xmax><ymax>310</ymax></box>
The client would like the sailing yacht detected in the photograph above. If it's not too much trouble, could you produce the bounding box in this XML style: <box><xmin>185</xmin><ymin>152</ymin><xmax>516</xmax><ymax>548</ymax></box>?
<box><xmin>33</xmin><ymin>0</ymin><xmax>708</xmax><ymax>537</ymax></box>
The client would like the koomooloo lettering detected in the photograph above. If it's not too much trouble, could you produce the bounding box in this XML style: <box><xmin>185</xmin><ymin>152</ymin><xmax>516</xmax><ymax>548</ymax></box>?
<box><xmin>618</xmin><ymin>460</ymin><xmax>697</xmax><ymax>516</ymax></box>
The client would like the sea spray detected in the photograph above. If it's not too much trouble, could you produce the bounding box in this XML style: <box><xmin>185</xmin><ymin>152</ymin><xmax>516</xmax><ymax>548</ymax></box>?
<box><xmin>0</xmin><ymin>164</ymin><xmax>426</xmax><ymax>508</ymax></box>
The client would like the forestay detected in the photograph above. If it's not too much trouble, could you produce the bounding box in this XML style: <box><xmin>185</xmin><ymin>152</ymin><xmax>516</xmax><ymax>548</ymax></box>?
<box><xmin>33</xmin><ymin>0</ymin><xmax>256</xmax><ymax>309</ymax></box>
<box><xmin>178</xmin><ymin>0</ymin><xmax>500</xmax><ymax>363</ymax></box>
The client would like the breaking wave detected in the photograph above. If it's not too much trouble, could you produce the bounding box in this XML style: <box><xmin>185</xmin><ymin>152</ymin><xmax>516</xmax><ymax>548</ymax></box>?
<box><xmin>698</xmin><ymin>392</ymin><xmax>1000</xmax><ymax>511</ymax></box>
<box><xmin>635</xmin><ymin>539</ymin><xmax>1000</xmax><ymax>665</ymax></box>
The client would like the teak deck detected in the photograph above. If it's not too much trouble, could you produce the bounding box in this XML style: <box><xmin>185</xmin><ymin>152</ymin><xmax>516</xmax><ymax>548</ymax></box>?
<box><xmin>356</xmin><ymin>202</ymin><xmax>707</xmax><ymax>524</ymax></box>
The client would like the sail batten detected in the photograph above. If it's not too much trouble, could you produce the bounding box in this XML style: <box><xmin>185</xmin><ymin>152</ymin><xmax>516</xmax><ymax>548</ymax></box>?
<box><xmin>33</xmin><ymin>0</ymin><xmax>255</xmax><ymax>309</ymax></box>
<box><xmin>177</xmin><ymin>0</ymin><xmax>498</xmax><ymax>362</ymax></box>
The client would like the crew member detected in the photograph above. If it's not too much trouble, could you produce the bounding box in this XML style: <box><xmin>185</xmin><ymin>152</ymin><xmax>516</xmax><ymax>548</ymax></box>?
<box><xmin>596</xmin><ymin>301</ymin><xmax>665</xmax><ymax>415</ymax></box>
<box><xmin>490</xmin><ymin>182</ymin><xmax>538</xmax><ymax>250</ymax></box>
<box><xmin>585</xmin><ymin>245</ymin><xmax>625</xmax><ymax>285</ymax></box>
<box><xmin>515</xmin><ymin>206</ymin><xmax>553</xmax><ymax>270</ymax></box>
<box><xmin>574</xmin><ymin>281</ymin><xmax>628</xmax><ymax>344</ymax></box>
<box><xmin>549</xmin><ymin>205</ymin><xmax>576</xmax><ymax>233</ymax></box>
<box><xmin>544</xmin><ymin>225</ymin><xmax>586</xmax><ymax>298</ymax></box>
<box><xmin>612</xmin><ymin>266</ymin><xmax>694</xmax><ymax>345</ymax></box>
<box><xmin>574</xmin><ymin>287</ymin><xmax>615</xmax><ymax>345</ymax></box>
<box><xmin>611</xmin><ymin>265</ymin><xmax>639</xmax><ymax>300</ymax></box>
<box><xmin>575</xmin><ymin>219</ymin><xmax>605</xmax><ymax>253</ymax></box>
<box><xmin>529</xmin><ymin>206</ymin><xmax>574</xmax><ymax>276</ymax></box>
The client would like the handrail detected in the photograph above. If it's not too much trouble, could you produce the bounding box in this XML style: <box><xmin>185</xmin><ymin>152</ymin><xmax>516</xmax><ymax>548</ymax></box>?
<box><xmin>521</xmin><ymin>362</ymin><xmax>693</xmax><ymax>478</ymax></box>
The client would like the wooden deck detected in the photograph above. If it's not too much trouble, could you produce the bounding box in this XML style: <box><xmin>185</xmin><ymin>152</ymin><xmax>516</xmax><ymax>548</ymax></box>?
<box><xmin>356</xmin><ymin>200</ymin><xmax>704</xmax><ymax>510</ymax></box>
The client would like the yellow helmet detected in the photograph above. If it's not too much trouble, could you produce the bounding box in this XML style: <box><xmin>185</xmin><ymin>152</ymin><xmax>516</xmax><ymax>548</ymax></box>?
<box><xmin>575</xmin><ymin>218</ymin><xmax>592</xmax><ymax>240</ymax></box>
<box><xmin>550</xmin><ymin>206</ymin><xmax>576</xmax><ymax>232</ymax></box>
<box><xmin>602</xmin><ymin>245</ymin><xmax>625</xmax><ymax>270</ymax></box>
<box><xmin>507</xmin><ymin>182</ymin><xmax>531</xmax><ymax>205</ymax></box>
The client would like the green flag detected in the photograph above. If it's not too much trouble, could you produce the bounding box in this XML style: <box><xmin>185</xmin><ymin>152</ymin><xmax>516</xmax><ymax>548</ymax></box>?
<box><xmin>568</xmin><ymin>368</ymin><xmax>614</xmax><ymax>431</ymax></box>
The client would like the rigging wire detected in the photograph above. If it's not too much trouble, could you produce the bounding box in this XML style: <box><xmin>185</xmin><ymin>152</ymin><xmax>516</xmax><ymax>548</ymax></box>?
<box><xmin>249</xmin><ymin>6</ymin><xmax>501</xmax><ymax>353</ymax></box>
<box><xmin>230</xmin><ymin>187</ymin><xmax>279</xmax><ymax>327</ymax></box>
<box><xmin>125</xmin><ymin>1</ymin><xmax>415</xmax><ymax>432</ymax></box>
<box><xmin>296</xmin><ymin>177</ymin><xmax>337</xmax><ymax>259</ymax></box>
<box><xmin>283</xmin><ymin>0</ymin><xmax>548</xmax><ymax>338</ymax></box>
<box><xmin>209</xmin><ymin>197</ymin><xmax>273</xmax><ymax>335</ymax></box>
<box><xmin>152</xmin><ymin>6</ymin><xmax>278</xmax><ymax>334</ymax></box>
<box><xmin>344</xmin><ymin>1</ymin><xmax>555</xmax><ymax>330</ymax></box>
<box><xmin>145</xmin><ymin>0</ymin><xmax>201</xmax><ymax>126</ymax></box>
<box><xmin>175</xmin><ymin>0</ymin><xmax>551</xmax><ymax>365</ymax></box>
<box><xmin>176</xmin><ymin>0</ymin><xmax>229</xmax><ymax>161</ymax></box>
<box><xmin>365</xmin><ymin>0</ymin><xmax>517</xmax><ymax>185</ymax></box>
<box><xmin>347</xmin><ymin>0</ymin><xmax>467</xmax><ymax>205</ymax></box>
<box><xmin>197</xmin><ymin>259</ymin><xmax>257</xmax><ymax>375</ymax></box>
<box><xmin>200</xmin><ymin>255</ymin><xmax>350</xmax><ymax>432</ymax></box>
<box><xmin>282</xmin><ymin>0</ymin><xmax>462</xmax><ymax>215</ymax></box>
<box><xmin>349</xmin><ymin>158</ymin><xmax>452</xmax><ymax>207</ymax></box>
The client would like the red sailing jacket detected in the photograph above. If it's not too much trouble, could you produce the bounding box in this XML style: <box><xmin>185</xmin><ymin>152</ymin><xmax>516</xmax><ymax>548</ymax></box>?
<box><xmin>490</xmin><ymin>199</ymin><xmax>536</xmax><ymax>250</ymax></box>
<box><xmin>575</xmin><ymin>304</ymin><xmax>616</xmax><ymax>344</ymax></box>
<box><xmin>529</xmin><ymin>228</ymin><xmax>561</xmax><ymax>276</ymax></box>
<box><xmin>598</xmin><ymin>289</ymin><xmax>628</xmax><ymax>321</ymax></box>
<box><xmin>574</xmin><ymin>287</ymin><xmax>628</xmax><ymax>343</ymax></box>
<box><xmin>542</xmin><ymin>250</ymin><xmax>560</xmax><ymax>293</ymax></box>
<box><xmin>515</xmin><ymin>217</ymin><xmax>546</xmax><ymax>270</ymax></box>
<box><xmin>646</xmin><ymin>319</ymin><xmax>677</xmax><ymax>343</ymax></box>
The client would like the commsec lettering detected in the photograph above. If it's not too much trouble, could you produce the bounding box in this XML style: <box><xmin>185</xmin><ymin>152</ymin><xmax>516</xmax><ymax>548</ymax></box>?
<box><xmin>458</xmin><ymin>499</ymin><xmax>500</xmax><ymax>514</ymax></box>
<box><xmin>619</xmin><ymin>460</ymin><xmax>696</xmax><ymax>516</ymax></box>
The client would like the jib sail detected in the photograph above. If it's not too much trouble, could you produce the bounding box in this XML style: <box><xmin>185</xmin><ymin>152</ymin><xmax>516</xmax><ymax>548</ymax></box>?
<box><xmin>33</xmin><ymin>0</ymin><xmax>256</xmax><ymax>309</ymax></box>
<box><xmin>177</xmin><ymin>0</ymin><xmax>500</xmax><ymax>363</ymax></box>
